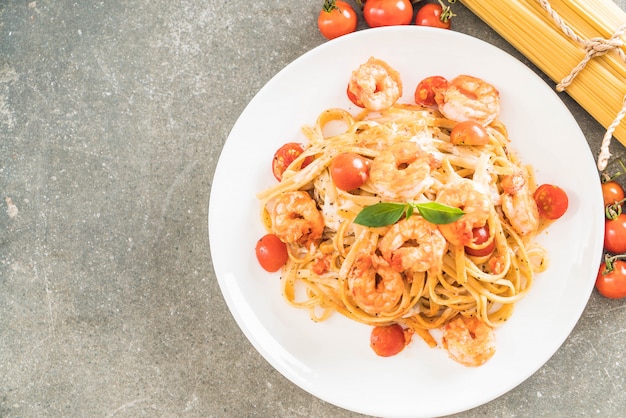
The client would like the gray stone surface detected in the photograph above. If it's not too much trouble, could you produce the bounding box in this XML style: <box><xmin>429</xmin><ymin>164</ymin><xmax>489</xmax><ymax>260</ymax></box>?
<box><xmin>1</xmin><ymin>1</ymin><xmax>625</xmax><ymax>417</ymax></box>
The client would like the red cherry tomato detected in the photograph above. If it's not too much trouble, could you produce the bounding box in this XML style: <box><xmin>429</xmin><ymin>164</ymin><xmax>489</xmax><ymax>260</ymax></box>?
<box><xmin>330</xmin><ymin>152</ymin><xmax>370</xmax><ymax>191</ymax></box>
<box><xmin>465</xmin><ymin>225</ymin><xmax>495</xmax><ymax>257</ymax></box>
<box><xmin>255</xmin><ymin>234</ymin><xmax>289</xmax><ymax>272</ymax></box>
<box><xmin>596</xmin><ymin>259</ymin><xmax>626</xmax><ymax>299</ymax></box>
<box><xmin>317</xmin><ymin>1</ymin><xmax>357</xmax><ymax>40</ymax></box>
<box><xmin>450</xmin><ymin>121</ymin><xmax>490</xmax><ymax>146</ymax></box>
<box><xmin>605</xmin><ymin>213</ymin><xmax>626</xmax><ymax>254</ymax></box>
<box><xmin>533</xmin><ymin>184</ymin><xmax>569</xmax><ymax>220</ymax></box>
<box><xmin>415</xmin><ymin>3</ymin><xmax>451</xmax><ymax>29</ymax></box>
<box><xmin>363</xmin><ymin>0</ymin><xmax>413</xmax><ymax>28</ymax></box>
<box><xmin>414</xmin><ymin>75</ymin><xmax>448</xmax><ymax>107</ymax></box>
<box><xmin>370</xmin><ymin>324</ymin><xmax>406</xmax><ymax>357</ymax></box>
<box><xmin>601</xmin><ymin>180</ymin><xmax>625</xmax><ymax>207</ymax></box>
<box><xmin>272</xmin><ymin>142</ymin><xmax>313</xmax><ymax>181</ymax></box>
<box><xmin>346</xmin><ymin>83</ymin><xmax>364</xmax><ymax>108</ymax></box>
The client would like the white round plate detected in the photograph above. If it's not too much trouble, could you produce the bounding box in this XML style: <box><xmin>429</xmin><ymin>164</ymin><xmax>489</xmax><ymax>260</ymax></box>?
<box><xmin>209</xmin><ymin>27</ymin><xmax>604</xmax><ymax>418</ymax></box>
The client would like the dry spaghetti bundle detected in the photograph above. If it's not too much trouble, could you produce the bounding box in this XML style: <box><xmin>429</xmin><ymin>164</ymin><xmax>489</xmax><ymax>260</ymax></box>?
<box><xmin>460</xmin><ymin>0</ymin><xmax>626</xmax><ymax>170</ymax></box>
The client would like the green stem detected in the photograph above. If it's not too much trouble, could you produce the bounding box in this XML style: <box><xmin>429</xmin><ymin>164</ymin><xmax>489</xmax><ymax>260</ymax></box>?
<box><xmin>601</xmin><ymin>157</ymin><xmax>626</xmax><ymax>180</ymax></box>
<box><xmin>437</xmin><ymin>0</ymin><xmax>456</xmax><ymax>22</ymax></box>
<box><xmin>323</xmin><ymin>0</ymin><xmax>337</xmax><ymax>13</ymax></box>
<box><xmin>603</xmin><ymin>253</ymin><xmax>626</xmax><ymax>273</ymax></box>
<box><xmin>605</xmin><ymin>198</ymin><xmax>626</xmax><ymax>220</ymax></box>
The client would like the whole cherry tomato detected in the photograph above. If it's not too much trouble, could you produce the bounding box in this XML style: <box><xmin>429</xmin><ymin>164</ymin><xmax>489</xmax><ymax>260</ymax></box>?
<box><xmin>596</xmin><ymin>258</ymin><xmax>626</xmax><ymax>299</ymax></box>
<box><xmin>255</xmin><ymin>234</ymin><xmax>288</xmax><ymax>272</ymax></box>
<box><xmin>533</xmin><ymin>184</ymin><xmax>569</xmax><ymax>220</ymax></box>
<box><xmin>272</xmin><ymin>142</ymin><xmax>313</xmax><ymax>181</ymax></box>
<box><xmin>601</xmin><ymin>180</ymin><xmax>625</xmax><ymax>207</ymax></box>
<box><xmin>604</xmin><ymin>213</ymin><xmax>626</xmax><ymax>254</ymax></box>
<box><xmin>346</xmin><ymin>83</ymin><xmax>364</xmax><ymax>108</ymax></box>
<box><xmin>465</xmin><ymin>225</ymin><xmax>495</xmax><ymax>257</ymax></box>
<box><xmin>450</xmin><ymin>121</ymin><xmax>490</xmax><ymax>146</ymax></box>
<box><xmin>414</xmin><ymin>75</ymin><xmax>448</xmax><ymax>106</ymax></box>
<box><xmin>363</xmin><ymin>0</ymin><xmax>413</xmax><ymax>27</ymax></box>
<box><xmin>415</xmin><ymin>3</ymin><xmax>452</xmax><ymax>29</ymax></box>
<box><xmin>317</xmin><ymin>0</ymin><xmax>357</xmax><ymax>40</ymax></box>
<box><xmin>330</xmin><ymin>152</ymin><xmax>370</xmax><ymax>191</ymax></box>
<box><xmin>370</xmin><ymin>324</ymin><xmax>407</xmax><ymax>357</ymax></box>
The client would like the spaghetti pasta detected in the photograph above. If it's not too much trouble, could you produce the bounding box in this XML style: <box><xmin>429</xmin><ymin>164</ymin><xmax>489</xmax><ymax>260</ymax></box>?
<box><xmin>256</xmin><ymin>58</ymin><xmax>556</xmax><ymax>366</ymax></box>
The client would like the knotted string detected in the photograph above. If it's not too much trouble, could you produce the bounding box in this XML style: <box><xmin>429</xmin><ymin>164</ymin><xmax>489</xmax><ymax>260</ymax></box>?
<box><xmin>536</xmin><ymin>0</ymin><xmax>626</xmax><ymax>171</ymax></box>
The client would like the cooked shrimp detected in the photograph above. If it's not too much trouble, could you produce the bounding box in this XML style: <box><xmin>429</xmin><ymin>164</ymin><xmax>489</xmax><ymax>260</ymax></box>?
<box><xmin>369</xmin><ymin>141</ymin><xmax>438</xmax><ymax>200</ymax></box>
<box><xmin>442</xmin><ymin>316</ymin><xmax>496</xmax><ymax>367</ymax></box>
<box><xmin>435</xmin><ymin>75</ymin><xmax>500</xmax><ymax>125</ymax></box>
<box><xmin>348</xmin><ymin>254</ymin><xmax>404</xmax><ymax>315</ymax></box>
<box><xmin>436</xmin><ymin>178</ymin><xmax>491</xmax><ymax>246</ymax></box>
<box><xmin>378</xmin><ymin>215</ymin><xmax>448</xmax><ymax>273</ymax></box>
<box><xmin>500</xmin><ymin>171</ymin><xmax>525</xmax><ymax>194</ymax></box>
<box><xmin>501</xmin><ymin>171</ymin><xmax>539</xmax><ymax>236</ymax></box>
<box><xmin>347</xmin><ymin>57</ymin><xmax>402</xmax><ymax>111</ymax></box>
<box><xmin>266</xmin><ymin>191</ymin><xmax>324</xmax><ymax>247</ymax></box>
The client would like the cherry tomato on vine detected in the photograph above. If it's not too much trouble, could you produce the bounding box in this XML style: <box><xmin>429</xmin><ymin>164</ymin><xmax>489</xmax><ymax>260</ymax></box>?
<box><xmin>450</xmin><ymin>121</ymin><xmax>489</xmax><ymax>146</ymax></box>
<box><xmin>533</xmin><ymin>184</ymin><xmax>569</xmax><ymax>220</ymax></box>
<box><xmin>414</xmin><ymin>75</ymin><xmax>448</xmax><ymax>106</ymax></box>
<box><xmin>272</xmin><ymin>142</ymin><xmax>313</xmax><ymax>181</ymax></box>
<box><xmin>596</xmin><ymin>259</ymin><xmax>626</xmax><ymax>299</ymax></box>
<box><xmin>415</xmin><ymin>3</ymin><xmax>452</xmax><ymax>29</ymax></box>
<box><xmin>330</xmin><ymin>152</ymin><xmax>370</xmax><ymax>191</ymax></box>
<box><xmin>317</xmin><ymin>0</ymin><xmax>357</xmax><ymax>40</ymax></box>
<box><xmin>465</xmin><ymin>225</ymin><xmax>495</xmax><ymax>257</ymax></box>
<box><xmin>362</xmin><ymin>0</ymin><xmax>413</xmax><ymax>28</ymax></box>
<box><xmin>605</xmin><ymin>213</ymin><xmax>626</xmax><ymax>254</ymax></box>
<box><xmin>255</xmin><ymin>234</ymin><xmax>289</xmax><ymax>272</ymax></box>
<box><xmin>370</xmin><ymin>324</ymin><xmax>407</xmax><ymax>357</ymax></box>
<box><xmin>601</xmin><ymin>180</ymin><xmax>625</xmax><ymax>207</ymax></box>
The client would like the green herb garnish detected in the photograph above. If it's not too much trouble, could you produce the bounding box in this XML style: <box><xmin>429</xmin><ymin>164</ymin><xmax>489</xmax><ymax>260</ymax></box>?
<box><xmin>353</xmin><ymin>202</ymin><xmax>464</xmax><ymax>227</ymax></box>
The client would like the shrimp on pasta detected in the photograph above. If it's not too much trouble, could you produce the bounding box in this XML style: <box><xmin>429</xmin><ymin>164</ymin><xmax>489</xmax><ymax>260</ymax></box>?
<box><xmin>265</xmin><ymin>191</ymin><xmax>324</xmax><ymax>248</ymax></box>
<box><xmin>378</xmin><ymin>215</ymin><xmax>447</xmax><ymax>274</ymax></box>
<box><xmin>255</xmin><ymin>57</ymin><xmax>566</xmax><ymax>367</ymax></box>
<box><xmin>435</xmin><ymin>74</ymin><xmax>501</xmax><ymax>125</ymax></box>
<box><xmin>369</xmin><ymin>141</ymin><xmax>439</xmax><ymax>201</ymax></box>
<box><xmin>436</xmin><ymin>178</ymin><xmax>491</xmax><ymax>247</ymax></box>
<box><xmin>347</xmin><ymin>57</ymin><xmax>402</xmax><ymax>111</ymax></box>
<box><xmin>347</xmin><ymin>253</ymin><xmax>405</xmax><ymax>315</ymax></box>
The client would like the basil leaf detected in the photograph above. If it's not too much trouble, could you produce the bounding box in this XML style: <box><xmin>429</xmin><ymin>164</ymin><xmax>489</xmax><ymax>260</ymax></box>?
<box><xmin>353</xmin><ymin>202</ymin><xmax>407</xmax><ymax>227</ymax></box>
<box><xmin>413</xmin><ymin>202</ymin><xmax>465</xmax><ymax>224</ymax></box>
<box><xmin>353</xmin><ymin>201</ymin><xmax>465</xmax><ymax>227</ymax></box>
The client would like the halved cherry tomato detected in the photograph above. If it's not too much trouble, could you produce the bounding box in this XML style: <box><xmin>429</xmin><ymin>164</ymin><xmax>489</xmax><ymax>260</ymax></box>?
<box><xmin>330</xmin><ymin>152</ymin><xmax>370</xmax><ymax>191</ymax></box>
<box><xmin>255</xmin><ymin>234</ymin><xmax>288</xmax><ymax>272</ymax></box>
<box><xmin>533</xmin><ymin>184</ymin><xmax>569</xmax><ymax>220</ymax></box>
<box><xmin>370</xmin><ymin>324</ymin><xmax>407</xmax><ymax>357</ymax></box>
<box><xmin>601</xmin><ymin>180</ymin><xmax>625</xmax><ymax>207</ymax></box>
<box><xmin>414</xmin><ymin>75</ymin><xmax>448</xmax><ymax>106</ymax></box>
<box><xmin>605</xmin><ymin>213</ymin><xmax>626</xmax><ymax>254</ymax></box>
<box><xmin>362</xmin><ymin>0</ymin><xmax>413</xmax><ymax>28</ymax></box>
<box><xmin>317</xmin><ymin>0</ymin><xmax>357</xmax><ymax>40</ymax></box>
<box><xmin>450</xmin><ymin>121</ymin><xmax>489</xmax><ymax>146</ymax></box>
<box><xmin>272</xmin><ymin>142</ymin><xmax>313</xmax><ymax>181</ymax></box>
<box><xmin>415</xmin><ymin>3</ymin><xmax>452</xmax><ymax>29</ymax></box>
<box><xmin>465</xmin><ymin>225</ymin><xmax>495</xmax><ymax>257</ymax></box>
<box><xmin>596</xmin><ymin>259</ymin><xmax>626</xmax><ymax>299</ymax></box>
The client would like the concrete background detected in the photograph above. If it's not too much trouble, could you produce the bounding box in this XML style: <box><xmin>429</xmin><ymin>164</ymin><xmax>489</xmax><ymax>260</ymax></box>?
<box><xmin>1</xmin><ymin>1</ymin><xmax>625</xmax><ymax>417</ymax></box>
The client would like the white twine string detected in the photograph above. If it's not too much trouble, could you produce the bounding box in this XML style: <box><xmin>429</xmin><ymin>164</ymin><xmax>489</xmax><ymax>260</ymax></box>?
<box><xmin>536</xmin><ymin>0</ymin><xmax>626</xmax><ymax>171</ymax></box>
